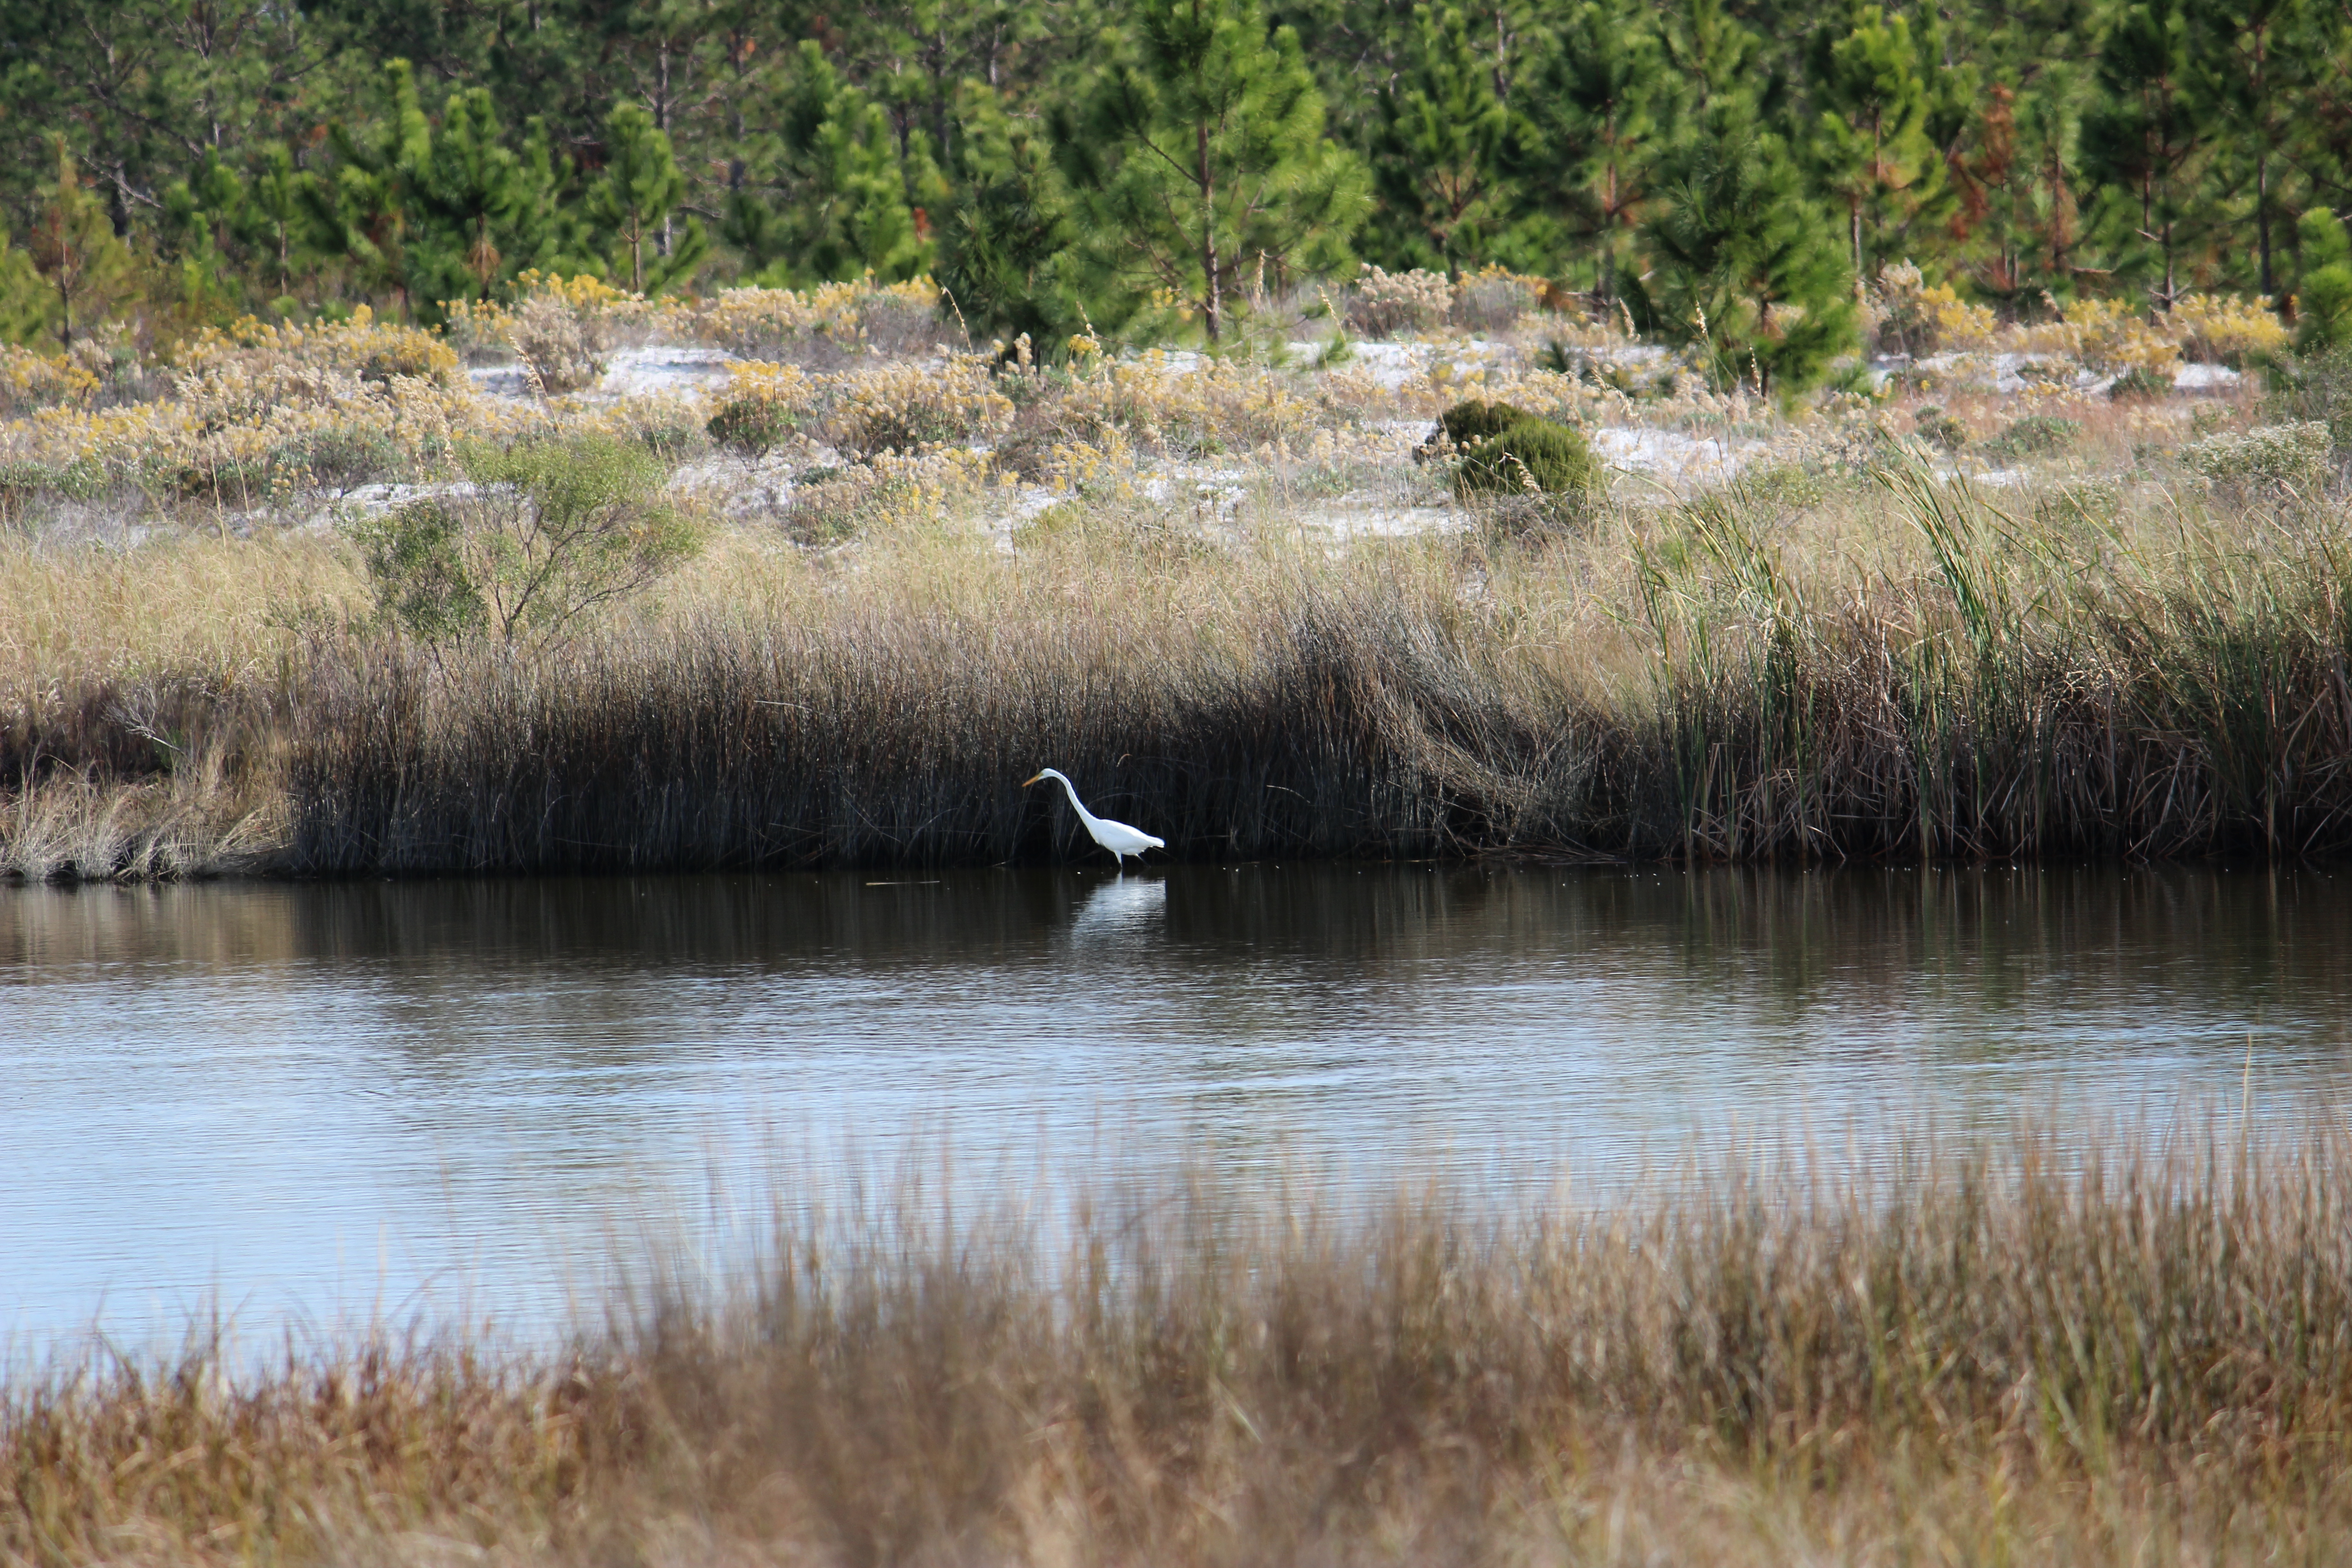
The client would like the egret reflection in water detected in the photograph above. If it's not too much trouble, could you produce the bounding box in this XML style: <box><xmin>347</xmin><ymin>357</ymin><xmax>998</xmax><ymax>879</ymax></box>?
<box><xmin>1065</xmin><ymin>873</ymin><xmax>1169</xmax><ymax>944</ymax></box>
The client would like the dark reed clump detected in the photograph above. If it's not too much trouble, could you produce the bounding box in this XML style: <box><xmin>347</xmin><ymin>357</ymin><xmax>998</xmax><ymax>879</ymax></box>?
<box><xmin>279</xmin><ymin>576</ymin><xmax>1599</xmax><ymax>873</ymax></box>
<box><xmin>16</xmin><ymin>458</ymin><xmax>2352</xmax><ymax>876</ymax></box>
<box><xmin>278</xmin><ymin>464</ymin><xmax>2352</xmax><ymax>873</ymax></box>
<box><xmin>12</xmin><ymin>1126</ymin><xmax>2352</xmax><ymax>1566</ymax></box>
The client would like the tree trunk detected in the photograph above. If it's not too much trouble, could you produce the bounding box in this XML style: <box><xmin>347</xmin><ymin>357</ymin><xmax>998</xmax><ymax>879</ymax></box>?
<box><xmin>1199</xmin><ymin>120</ymin><xmax>1220</xmax><ymax>342</ymax></box>
<box><xmin>2257</xmin><ymin>152</ymin><xmax>2273</xmax><ymax>299</ymax></box>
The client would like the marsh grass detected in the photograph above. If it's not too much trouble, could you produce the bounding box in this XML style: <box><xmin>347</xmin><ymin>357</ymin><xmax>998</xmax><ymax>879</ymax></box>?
<box><xmin>2</xmin><ymin>276</ymin><xmax>2347</xmax><ymax>878</ymax></box>
<box><xmin>10</xmin><ymin>1124</ymin><xmax>2352</xmax><ymax>1567</ymax></box>
<box><xmin>282</xmin><ymin>458</ymin><xmax>2352</xmax><ymax>870</ymax></box>
<box><xmin>11</xmin><ymin>443</ymin><xmax>2352</xmax><ymax>875</ymax></box>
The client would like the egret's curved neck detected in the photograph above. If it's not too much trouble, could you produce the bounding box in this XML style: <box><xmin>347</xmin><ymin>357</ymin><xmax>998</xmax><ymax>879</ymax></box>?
<box><xmin>1049</xmin><ymin>771</ymin><xmax>1104</xmax><ymax>831</ymax></box>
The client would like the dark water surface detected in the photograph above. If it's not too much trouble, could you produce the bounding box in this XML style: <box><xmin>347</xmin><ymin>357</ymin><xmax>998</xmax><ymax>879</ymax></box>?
<box><xmin>5</xmin><ymin>863</ymin><xmax>2349</xmax><ymax>1349</ymax></box>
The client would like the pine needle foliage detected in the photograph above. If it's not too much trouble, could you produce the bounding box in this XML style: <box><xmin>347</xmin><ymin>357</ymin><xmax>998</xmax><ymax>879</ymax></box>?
<box><xmin>1057</xmin><ymin>0</ymin><xmax>1369</xmax><ymax>343</ymax></box>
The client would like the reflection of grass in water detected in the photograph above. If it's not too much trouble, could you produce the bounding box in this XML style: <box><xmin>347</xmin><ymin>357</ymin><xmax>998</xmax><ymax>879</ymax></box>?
<box><xmin>9</xmin><ymin>1122</ymin><xmax>2352</xmax><ymax>1565</ymax></box>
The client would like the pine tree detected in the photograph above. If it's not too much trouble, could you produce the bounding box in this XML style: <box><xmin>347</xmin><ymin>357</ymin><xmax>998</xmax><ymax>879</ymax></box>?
<box><xmin>2294</xmin><ymin>207</ymin><xmax>2352</xmax><ymax>352</ymax></box>
<box><xmin>240</xmin><ymin>144</ymin><xmax>325</xmax><ymax>304</ymax></box>
<box><xmin>1058</xmin><ymin>0</ymin><xmax>1368</xmax><ymax>343</ymax></box>
<box><xmin>412</xmin><ymin>88</ymin><xmax>532</xmax><ymax>308</ymax></box>
<box><xmin>158</xmin><ymin>153</ymin><xmax>249</xmax><ymax>322</ymax></box>
<box><xmin>0</xmin><ymin>227</ymin><xmax>52</xmax><ymax>347</ymax></box>
<box><xmin>936</xmin><ymin>82</ymin><xmax>1083</xmax><ymax>343</ymax></box>
<box><xmin>25</xmin><ymin>137</ymin><xmax>138</xmax><ymax>350</ymax></box>
<box><xmin>2187</xmin><ymin>0</ymin><xmax>2308</xmax><ymax>299</ymax></box>
<box><xmin>1364</xmin><ymin>6</ymin><xmax>1512</xmax><ymax>277</ymax></box>
<box><xmin>1955</xmin><ymin>66</ymin><xmax>2097</xmax><ymax>305</ymax></box>
<box><xmin>589</xmin><ymin>101</ymin><xmax>710</xmax><ymax>295</ymax></box>
<box><xmin>1512</xmin><ymin>0</ymin><xmax>1670</xmax><ymax>302</ymax></box>
<box><xmin>719</xmin><ymin>41</ymin><xmax>937</xmax><ymax>288</ymax></box>
<box><xmin>2289</xmin><ymin>15</ymin><xmax>2352</xmax><ymax>219</ymax></box>
<box><xmin>509</xmin><ymin>118</ymin><xmax>605</xmax><ymax>282</ymax></box>
<box><xmin>2080</xmin><ymin>0</ymin><xmax>2208</xmax><ymax>308</ymax></box>
<box><xmin>1805</xmin><ymin>4</ymin><xmax>1947</xmax><ymax>280</ymax></box>
<box><xmin>312</xmin><ymin>59</ymin><xmax>433</xmax><ymax>317</ymax></box>
<box><xmin>1641</xmin><ymin>100</ymin><xmax>1860</xmax><ymax>392</ymax></box>
<box><xmin>1661</xmin><ymin>0</ymin><xmax>1761</xmax><ymax>119</ymax></box>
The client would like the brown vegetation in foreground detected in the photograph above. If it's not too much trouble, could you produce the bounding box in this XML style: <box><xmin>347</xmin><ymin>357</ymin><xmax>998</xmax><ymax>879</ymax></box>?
<box><xmin>7</xmin><ymin>1128</ymin><xmax>2352</xmax><ymax>1567</ymax></box>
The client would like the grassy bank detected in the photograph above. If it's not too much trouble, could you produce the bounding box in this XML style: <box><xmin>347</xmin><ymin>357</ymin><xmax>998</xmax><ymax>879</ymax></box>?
<box><xmin>13</xmin><ymin>464</ymin><xmax>2352</xmax><ymax>877</ymax></box>
<box><xmin>5</xmin><ymin>280</ymin><xmax>2348</xmax><ymax>877</ymax></box>
<box><xmin>9</xmin><ymin>1127</ymin><xmax>2352</xmax><ymax>1567</ymax></box>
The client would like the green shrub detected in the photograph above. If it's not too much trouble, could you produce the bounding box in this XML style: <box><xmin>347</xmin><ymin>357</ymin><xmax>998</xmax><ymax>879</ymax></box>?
<box><xmin>783</xmin><ymin>465</ymin><xmax>903</xmax><ymax>545</ymax></box>
<box><xmin>637</xmin><ymin>417</ymin><xmax>708</xmax><ymax>463</ymax></box>
<box><xmin>1432</xmin><ymin>399</ymin><xmax>1602</xmax><ymax>499</ymax></box>
<box><xmin>1740</xmin><ymin>461</ymin><xmax>1833</xmax><ymax>509</ymax></box>
<box><xmin>835</xmin><ymin>402</ymin><xmax>968</xmax><ymax>462</ymax></box>
<box><xmin>2033</xmin><ymin>477</ymin><xmax>2124</xmax><ymax>530</ymax></box>
<box><xmin>1</xmin><ymin>461</ymin><xmax>65</xmax><ymax>526</ymax></box>
<box><xmin>1984</xmin><ymin>415</ymin><xmax>2080</xmax><ymax>461</ymax></box>
<box><xmin>1436</xmin><ymin>399</ymin><xmax>1527</xmax><ymax>448</ymax></box>
<box><xmin>347</xmin><ymin>435</ymin><xmax>701</xmax><ymax>643</ymax></box>
<box><xmin>707</xmin><ymin>396</ymin><xmax>797</xmax><ymax>457</ymax></box>
<box><xmin>172</xmin><ymin>456</ymin><xmax>274</xmax><ymax>504</ymax></box>
<box><xmin>2266</xmin><ymin>344</ymin><xmax>2352</xmax><ymax>451</ymax></box>
<box><xmin>2296</xmin><ymin>208</ymin><xmax>2352</xmax><ymax>355</ymax></box>
<box><xmin>0</xmin><ymin>458</ymin><xmax>103</xmax><ymax>524</ymax></box>
<box><xmin>2107</xmin><ymin>365</ymin><xmax>2172</xmax><ymax>401</ymax></box>
<box><xmin>1912</xmin><ymin>405</ymin><xmax>1968</xmax><ymax>451</ymax></box>
<box><xmin>2182</xmin><ymin>421</ymin><xmax>2333</xmax><ymax>493</ymax></box>
<box><xmin>348</xmin><ymin>500</ymin><xmax>487</xmax><ymax>639</ymax></box>
<box><xmin>279</xmin><ymin>426</ymin><xmax>402</xmax><ymax>495</ymax></box>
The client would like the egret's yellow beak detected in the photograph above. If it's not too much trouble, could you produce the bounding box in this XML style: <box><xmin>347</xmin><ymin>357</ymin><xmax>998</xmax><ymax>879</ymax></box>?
<box><xmin>1020</xmin><ymin>773</ymin><xmax>1044</xmax><ymax>787</ymax></box>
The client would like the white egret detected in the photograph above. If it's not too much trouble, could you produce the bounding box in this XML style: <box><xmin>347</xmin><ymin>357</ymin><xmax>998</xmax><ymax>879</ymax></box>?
<box><xmin>1023</xmin><ymin>768</ymin><xmax>1165</xmax><ymax>869</ymax></box>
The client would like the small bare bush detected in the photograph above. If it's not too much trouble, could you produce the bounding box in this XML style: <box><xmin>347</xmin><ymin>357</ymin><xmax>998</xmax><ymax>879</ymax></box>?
<box><xmin>510</xmin><ymin>292</ymin><xmax>607</xmax><ymax>394</ymax></box>
<box><xmin>0</xmin><ymin>343</ymin><xmax>98</xmax><ymax>415</ymax></box>
<box><xmin>697</xmin><ymin>278</ymin><xmax>944</xmax><ymax>365</ymax></box>
<box><xmin>1449</xmin><ymin>266</ymin><xmax>1540</xmax><ymax>333</ymax></box>
<box><xmin>825</xmin><ymin>358</ymin><xmax>1010</xmax><ymax>463</ymax></box>
<box><xmin>1347</xmin><ymin>265</ymin><xmax>1452</xmax><ymax>338</ymax></box>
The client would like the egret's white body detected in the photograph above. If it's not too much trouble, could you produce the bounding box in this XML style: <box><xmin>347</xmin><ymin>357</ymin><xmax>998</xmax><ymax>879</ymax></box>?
<box><xmin>1024</xmin><ymin>768</ymin><xmax>1165</xmax><ymax>869</ymax></box>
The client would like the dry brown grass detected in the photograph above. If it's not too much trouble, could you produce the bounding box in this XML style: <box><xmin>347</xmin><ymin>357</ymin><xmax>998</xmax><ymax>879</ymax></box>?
<box><xmin>10</xmin><ymin>1126</ymin><xmax>2352</xmax><ymax>1567</ymax></box>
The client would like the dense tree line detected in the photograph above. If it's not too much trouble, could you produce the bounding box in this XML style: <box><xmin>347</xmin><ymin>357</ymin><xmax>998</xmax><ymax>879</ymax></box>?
<box><xmin>3</xmin><ymin>0</ymin><xmax>2351</xmax><ymax>387</ymax></box>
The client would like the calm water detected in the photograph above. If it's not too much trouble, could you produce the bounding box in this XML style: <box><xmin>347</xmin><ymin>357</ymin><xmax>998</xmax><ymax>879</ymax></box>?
<box><xmin>5</xmin><ymin>863</ymin><xmax>2349</xmax><ymax>1349</ymax></box>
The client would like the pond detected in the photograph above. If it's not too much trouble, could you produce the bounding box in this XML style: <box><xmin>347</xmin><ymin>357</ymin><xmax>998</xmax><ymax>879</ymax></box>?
<box><xmin>5</xmin><ymin>863</ymin><xmax>2347</xmax><ymax>1350</ymax></box>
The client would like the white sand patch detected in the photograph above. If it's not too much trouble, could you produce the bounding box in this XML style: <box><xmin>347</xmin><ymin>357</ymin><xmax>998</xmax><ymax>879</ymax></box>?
<box><xmin>2174</xmin><ymin>363</ymin><xmax>2242</xmax><ymax>392</ymax></box>
<box><xmin>1288</xmin><ymin>501</ymin><xmax>1462</xmax><ymax>539</ymax></box>
<box><xmin>597</xmin><ymin>345</ymin><xmax>738</xmax><ymax>397</ymax></box>
<box><xmin>1592</xmin><ymin>426</ymin><xmax>1763</xmax><ymax>489</ymax></box>
<box><xmin>1908</xmin><ymin>351</ymin><xmax>2106</xmax><ymax>394</ymax></box>
<box><xmin>466</xmin><ymin>364</ymin><xmax>531</xmax><ymax>398</ymax></box>
<box><xmin>466</xmin><ymin>346</ymin><xmax>742</xmax><ymax>402</ymax></box>
<box><xmin>1289</xmin><ymin>337</ymin><xmax>1522</xmax><ymax>390</ymax></box>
